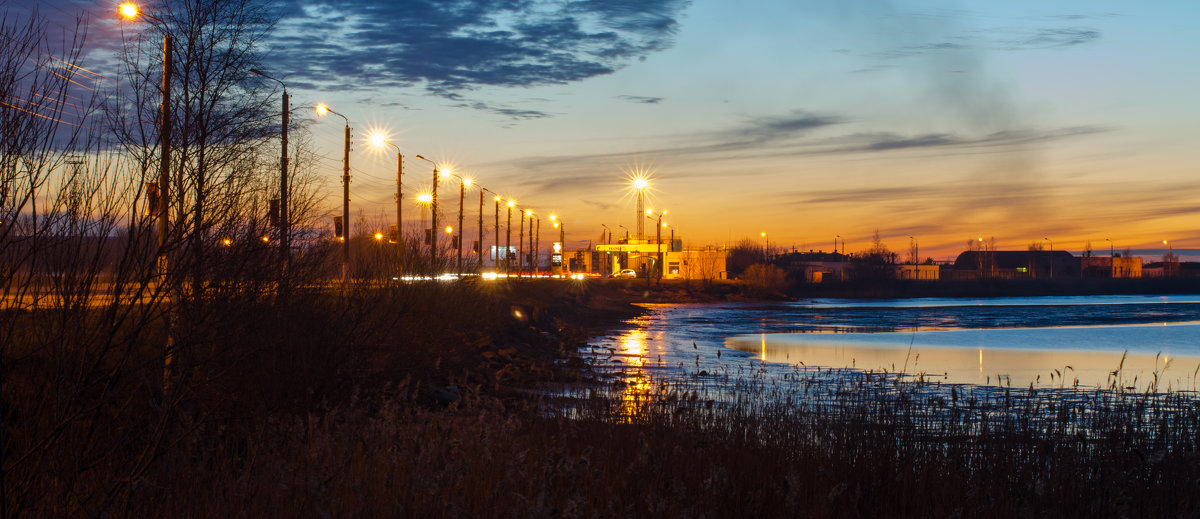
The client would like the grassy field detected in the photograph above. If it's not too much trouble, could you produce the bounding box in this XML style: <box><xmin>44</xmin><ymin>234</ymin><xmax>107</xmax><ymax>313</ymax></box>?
<box><xmin>4</xmin><ymin>279</ymin><xmax>1199</xmax><ymax>517</ymax></box>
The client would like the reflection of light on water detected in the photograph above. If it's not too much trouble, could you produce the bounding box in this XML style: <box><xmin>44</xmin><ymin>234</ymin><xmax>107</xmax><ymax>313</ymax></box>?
<box><xmin>620</xmin><ymin>329</ymin><xmax>646</xmax><ymax>367</ymax></box>
<box><xmin>761</xmin><ymin>333</ymin><xmax>766</xmax><ymax>363</ymax></box>
<box><xmin>615</xmin><ymin>328</ymin><xmax>651</xmax><ymax>420</ymax></box>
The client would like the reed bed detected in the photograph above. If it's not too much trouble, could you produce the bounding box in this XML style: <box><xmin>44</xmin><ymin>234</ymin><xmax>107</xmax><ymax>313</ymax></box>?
<box><xmin>5</xmin><ymin>281</ymin><xmax>1200</xmax><ymax>517</ymax></box>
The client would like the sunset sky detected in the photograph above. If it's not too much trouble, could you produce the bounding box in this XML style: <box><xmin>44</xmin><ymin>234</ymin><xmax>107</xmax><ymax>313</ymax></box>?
<box><xmin>47</xmin><ymin>1</ymin><xmax>1200</xmax><ymax>258</ymax></box>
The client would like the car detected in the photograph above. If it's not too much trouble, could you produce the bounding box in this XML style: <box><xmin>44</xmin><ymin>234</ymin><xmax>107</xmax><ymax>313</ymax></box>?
<box><xmin>610</xmin><ymin>268</ymin><xmax>639</xmax><ymax>278</ymax></box>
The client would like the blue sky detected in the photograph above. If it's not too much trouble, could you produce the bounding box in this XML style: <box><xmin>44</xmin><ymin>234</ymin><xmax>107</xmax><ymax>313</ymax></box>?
<box><xmin>39</xmin><ymin>1</ymin><xmax>1200</xmax><ymax>257</ymax></box>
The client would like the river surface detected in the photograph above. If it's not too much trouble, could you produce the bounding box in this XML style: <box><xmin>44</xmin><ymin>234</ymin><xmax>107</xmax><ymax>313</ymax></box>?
<box><xmin>585</xmin><ymin>294</ymin><xmax>1200</xmax><ymax>391</ymax></box>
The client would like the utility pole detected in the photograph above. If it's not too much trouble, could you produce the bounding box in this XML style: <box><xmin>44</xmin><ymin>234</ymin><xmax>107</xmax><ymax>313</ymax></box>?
<box><xmin>518</xmin><ymin>209</ymin><xmax>526</xmax><ymax>276</ymax></box>
<box><xmin>400</xmin><ymin>151</ymin><xmax>410</xmax><ymax>269</ymax></box>
<box><xmin>477</xmin><ymin>191</ymin><xmax>483</xmax><ymax>272</ymax></box>
<box><xmin>342</xmin><ymin>123</ymin><xmax>350</xmax><ymax>285</ymax></box>
<box><xmin>159</xmin><ymin>33</ymin><xmax>173</xmax><ymax>393</ymax></box>
<box><xmin>457</xmin><ymin>178</ymin><xmax>465</xmax><ymax>274</ymax></box>
<box><xmin>505</xmin><ymin>201</ymin><xmax>513</xmax><ymax>275</ymax></box>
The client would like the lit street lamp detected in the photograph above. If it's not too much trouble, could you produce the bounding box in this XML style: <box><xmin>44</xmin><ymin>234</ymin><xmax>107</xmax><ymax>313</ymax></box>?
<box><xmin>415</xmin><ymin>155</ymin><xmax>440</xmax><ymax>267</ymax></box>
<box><xmin>120</xmin><ymin>3</ymin><xmax>171</xmax><ymax>266</ymax></box>
<box><xmin>417</xmin><ymin>193</ymin><xmax>432</xmax><ymax>242</ymax></box>
<box><xmin>761</xmin><ymin>231</ymin><xmax>769</xmax><ymax>262</ymax></box>
<box><xmin>633</xmin><ymin>178</ymin><xmax>648</xmax><ymax>240</ymax></box>
<box><xmin>120</xmin><ymin>2</ymin><xmax>175</xmax><ymax>393</ymax></box>
<box><xmin>370</xmin><ymin>134</ymin><xmax>404</xmax><ymax>271</ymax></box>
<box><xmin>315</xmin><ymin>103</ymin><xmax>352</xmax><ymax>284</ymax></box>
<box><xmin>1164</xmin><ymin>240</ymin><xmax>1174</xmax><ymax>276</ymax></box>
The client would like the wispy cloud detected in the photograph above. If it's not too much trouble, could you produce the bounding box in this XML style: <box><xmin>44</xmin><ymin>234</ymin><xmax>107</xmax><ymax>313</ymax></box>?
<box><xmin>617</xmin><ymin>95</ymin><xmax>663</xmax><ymax>104</ymax></box>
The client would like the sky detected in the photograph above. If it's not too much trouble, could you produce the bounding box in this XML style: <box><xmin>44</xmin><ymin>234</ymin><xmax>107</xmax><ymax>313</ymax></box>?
<box><xmin>30</xmin><ymin>0</ymin><xmax>1200</xmax><ymax>259</ymax></box>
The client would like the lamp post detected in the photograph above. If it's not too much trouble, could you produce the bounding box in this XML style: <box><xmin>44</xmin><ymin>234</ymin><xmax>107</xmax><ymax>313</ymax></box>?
<box><xmin>248</xmin><ymin>68</ymin><xmax>291</xmax><ymax>293</ymax></box>
<box><xmin>633</xmin><ymin>178</ymin><xmax>648</xmax><ymax>240</ymax></box>
<box><xmin>414</xmin><ymin>156</ymin><xmax>442</xmax><ymax>268</ymax></box>
<box><xmin>519</xmin><ymin>209</ymin><xmax>529</xmax><ymax>276</ymax></box>
<box><xmin>1043</xmin><ymin>237</ymin><xmax>1053</xmax><ymax>279</ymax></box>
<box><xmin>761</xmin><ymin>231</ymin><xmax>769</xmax><ymax>262</ymax></box>
<box><xmin>121</xmin><ymin>4</ymin><xmax>171</xmax><ymax>262</ymax></box>
<box><xmin>315</xmin><ymin>104</ymin><xmax>351</xmax><ymax>284</ymax></box>
<box><xmin>370</xmin><ymin>134</ymin><xmax>404</xmax><ymax>272</ymax></box>
<box><xmin>647</xmin><ymin>209</ymin><xmax>666</xmax><ymax>284</ymax></box>
<box><xmin>120</xmin><ymin>2</ymin><xmax>175</xmax><ymax>394</ymax></box>
<box><xmin>1104</xmin><ymin>238</ymin><xmax>1115</xmax><ymax>278</ymax></box>
<box><xmin>1164</xmin><ymin>240</ymin><xmax>1174</xmax><ymax>276</ymax></box>
<box><xmin>506</xmin><ymin>200</ymin><xmax>515</xmax><ymax>275</ymax></box>
<box><xmin>550</xmin><ymin>214</ymin><xmax>564</xmax><ymax>275</ymax></box>
<box><xmin>417</xmin><ymin>193</ymin><xmax>432</xmax><ymax>240</ymax></box>
<box><xmin>457</xmin><ymin>177</ymin><xmax>469</xmax><ymax>274</ymax></box>
<box><xmin>477</xmin><ymin>189</ymin><xmax>484</xmax><ymax>272</ymax></box>
<box><xmin>491</xmin><ymin>193</ymin><xmax>501</xmax><ymax>269</ymax></box>
<box><xmin>533</xmin><ymin>216</ymin><xmax>540</xmax><ymax>276</ymax></box>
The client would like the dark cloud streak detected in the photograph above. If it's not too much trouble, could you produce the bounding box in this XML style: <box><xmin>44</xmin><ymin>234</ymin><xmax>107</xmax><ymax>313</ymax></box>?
<box><xmin>270</xmin><ymin>0</ymin><xmax>692</xmax><ymax>106</ymax></box>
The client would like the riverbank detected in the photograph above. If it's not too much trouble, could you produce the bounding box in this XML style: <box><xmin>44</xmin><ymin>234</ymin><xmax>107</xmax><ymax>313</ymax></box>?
<box><xmin>8</xmin><ymin>279</ymin><xmax>1200</xmax><ymax>516</ymax></box>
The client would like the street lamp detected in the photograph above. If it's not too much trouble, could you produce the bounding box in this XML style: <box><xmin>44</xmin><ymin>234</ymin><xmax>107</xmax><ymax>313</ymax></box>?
<box><xmin>506</xmin><ymin>200</ymin><xmax>515</xmax><ymax>275</ymax></box>
<box><xmin>633</xmin><ymin>178</ymin><xmax>648</xmax><ymax>240</ymax></box>
<box><xmin>120</xmin><ymin>3</ymin><xmax>171</xmax><ymax>266</ymax></box>
<box><xmin>550</xmin><ymin>214</ymin><xmax>565</xmax><ymax>274</ymax></box>
<box><xmin>519</xmin><ymin>209</ymin><xmax>531</xmax><ymax>276</ymax></box>
<box><xmin>489</xmin><ymin>193</ymin><xmax>501</xmax><ymax>269</ymax></box>
<box><xmin>456</xmin><ymin>176</ymin><xmax>471</xmax><ymax>274</ymax></box>
<box><xmin>1104</xmin><ymin>238</ymin><xmax>1115</xmax><ymax>278</ymax></box>
<box><xmin>315</xmin><ymin>103</ymin><xmax>351</xmax><ymax>284</ymax></box>
<box><xmin>1164</xmin><ymin>240</ymin><xmax>1174</xmax><ymax>276</ymax></box>
<box><xmin>647</xmin><ymin>209</ymin><xmax>667</xmax><ymax>284</ymax></box>
<box><xmin>121</xmin><ymin>2</ymin><xmax>175</xmax><ymax>393</ymax></box>
<box><xmin>1043</xmin><ymin>237</ymin><xmax>1053</xmax><ymax>279</ymax></box>
<box><xmin>414</xmin><ymin>155</ymin><xmax>440</xmax><ymax>267</ymax></box>
<box><xmin>370</xmin><ymin>134</ymin><xmax>404</xmax><ymax>271</ymax></box>
<box><xmin>761</xmin><ymin>231</ymin><xmax>769</xmax><ymax>262</ymax></box>
<box><xmin>248</xmin><ymin>69</ymin><xmax>291</xmax><ymax>292</ymax></box>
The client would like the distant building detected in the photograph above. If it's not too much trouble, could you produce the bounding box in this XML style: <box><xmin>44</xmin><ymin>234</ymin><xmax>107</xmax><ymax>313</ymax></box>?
<box><xmin>896</xmin><ymin>264</ymin><xmax>939</xmax><ymax>280</ymax></box>
<box><xmin>1079</xmin><ymin>256</ymin><xmax>1142</xmax><ymax>278</ymax></box>
<box><xmin>952</xmin><ymin>250</ymin><xmax>1080</xmax><ymax>279</ymax></box>
<box><xmin>593</xmin><ymin>238</ymin><xmax>727</xmax><ymax>280</ymax></box>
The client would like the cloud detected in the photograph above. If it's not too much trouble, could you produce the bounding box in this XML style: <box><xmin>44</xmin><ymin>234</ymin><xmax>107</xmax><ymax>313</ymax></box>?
<box><xmin>617</xmin><ymin>95</ymin><xmax>663</xmax><ymax>104</ymax></box>
<box><xmin>270</xmin><ymin>0</ymin><xmax>692</xmax><ymax>99</ymax></box>
<box><xmin>996</xmin><ymin>27</ymin><xmax>1101</xmax><ymax>50</ymax></box>
<box><xmin>452</xmin><ymin>101</ymin><xmax>553</xmax><ymax>120</ymax></box>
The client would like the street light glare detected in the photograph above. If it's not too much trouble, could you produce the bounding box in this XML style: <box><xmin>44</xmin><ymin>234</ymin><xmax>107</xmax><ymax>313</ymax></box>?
<box><xmin>374</xmin><ymin>232</ymin><xmax>384</xmax><ymax>241</ymax></box>
<box><xmin>315</xmin><ymin>104</ymin><xmax>329</xmax><ymax>116</ymax></box>
<box><xmin>507</xmin><ymin>200</ymin><xmax>515</xmax><ymax>208</ymax></box>
<box><xmin>494</xmin><ymin>195</ymin><xmax>501</xmax><ymax>202</ymax></box>
<box><xmin>119</xmin><ymin>3</ymin><xmax>139</xmax><ymax>18</ymax></box>
<box><xmin>445</xmin><ymin>226</ymin><xmax>453</xmax><ymax>234</ymax></box>
<box><xmin>549</xmin><ymin>214</ymin><xmax>557</xmax><ymax>221</ymax></box>
<box><xmin>417</xmin><ymin>193</ymin><xmax>432</xmax><ymax>203</ymax></box>
<box><xmin>370</xmin><ymin>133</ymin><xmax>386</xmax><ymax>147</ymax></box>
<box><xmin>633</xmin><ymin>178</ymin><xmax>648</xmax><ymax>190</ymax></box>
<box><xmin>463</xmin><ymin>178</ymin><xmax>472</xmax><ymax>187</ymax></box>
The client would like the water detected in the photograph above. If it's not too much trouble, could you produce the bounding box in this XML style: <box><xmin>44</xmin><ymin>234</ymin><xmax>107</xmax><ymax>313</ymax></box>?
<box><xmin>585</xmin><ymin>294</ymin><xmax>1200</xmax><ymax>391</ymax></box>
